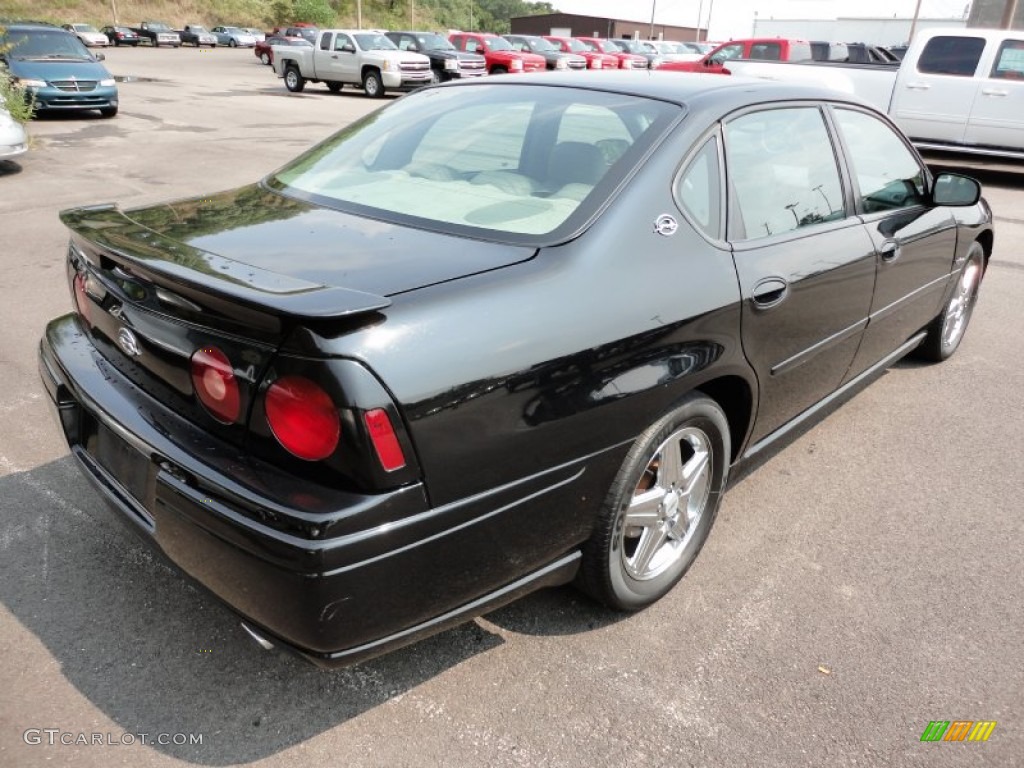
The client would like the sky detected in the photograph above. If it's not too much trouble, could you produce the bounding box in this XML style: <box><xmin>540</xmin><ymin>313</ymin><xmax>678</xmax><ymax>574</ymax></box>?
<box><xmin>552</xmin><ymin>0</ymin><xmax>973</xmax><ymax>40</ymax></box>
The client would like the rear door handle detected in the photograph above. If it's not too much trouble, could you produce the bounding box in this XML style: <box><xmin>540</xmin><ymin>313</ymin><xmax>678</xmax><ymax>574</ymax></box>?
<box><xmin>905</xmin><ymin>82</ymin><xmax>931</xmax><ymax>90</ymax></box>
<box><xmin>879</xmin><ymin>240</ymin><xmax>902</xmax><ymax>262</ymax></box>
<box><xmin>751</xmin><ymin>277</ymin><xmax>788</xmax><ymax>308</ymax></box>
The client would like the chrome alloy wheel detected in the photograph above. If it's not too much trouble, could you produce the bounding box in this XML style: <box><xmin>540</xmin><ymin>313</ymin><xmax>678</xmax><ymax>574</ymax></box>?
<box><xmin>616</xmin><ymin>426</ymin><xmax>712</xmax><ymax>581</ymax></box>
<box><xmin>941</xmin><ymin>254</ymin><xmax>982</xmax><ymax>352</ymax></box>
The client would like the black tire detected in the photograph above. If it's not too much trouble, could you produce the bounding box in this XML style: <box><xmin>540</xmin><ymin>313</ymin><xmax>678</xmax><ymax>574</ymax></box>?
<box><xmin>260</xmin><ymin>51</ymin><xmax>270</xmax><ymax>65</ymax></box>
<box><xmin>915</xmin><ymin>241</ymin><xmax>985</xmax><ymax>362</ymax></box>
<box><xmin>491</xmin><ymin>66</ymin><xmax>508</xmax><ymax>75</ymax></box>
<box><xmin>326</xmin><ymin>81</ymin><xmax>343</xmax><ymax>93</ymax></box>
<box><xmin>363</xmin><ymin>69</ymin><xmax>384</xmax><ymax>98</ymax></box>
<box><xmin>229</xmin><ymin>39</ymin><xmax>237</xmax><ymax>48</ymax></box>
<box><xmin>100</xmin><ymin>106</ymin><xmax>118</xmax><ymax>118</ymax></box>
<box><xmin>113</xmin><ymin>39</ymin><xmax>120</xmax><ymax>47</ymax></box>
<box><xmin>577</xmin><ymin>393</ymin><xmax>730</xmax><ymax>611</ymax></box>
<box><xmin>284</xmin><ymin>64</ymin><xmax>305</xmax><ymax>93</ymax></box>
<box><xmin>429</xmin><ymin>69</ymin><xmax>442</xmax><ymax>85</ymax></box>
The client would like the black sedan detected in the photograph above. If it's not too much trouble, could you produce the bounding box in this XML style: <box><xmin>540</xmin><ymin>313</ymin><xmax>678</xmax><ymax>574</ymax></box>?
<box><xmin>101</xmin><ymin>25</ymin><xmax>140</xmax><ymax>47</ymax></box>
<box><xmin>39</xmin><ymin>73</ymin><xmax>992</xmax><ymax>667</ymax></box>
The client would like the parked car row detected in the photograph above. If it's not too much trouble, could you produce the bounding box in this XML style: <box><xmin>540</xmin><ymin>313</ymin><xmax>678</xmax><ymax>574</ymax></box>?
<box><xmin>56</xmin><ymin>20</ymin><xmax>267</xmax><ymax>48</ymax></box>
<box><xmin>267</xmin><ymin>28</ymin><xmax>744</xmax><ymax>98</ymax></box>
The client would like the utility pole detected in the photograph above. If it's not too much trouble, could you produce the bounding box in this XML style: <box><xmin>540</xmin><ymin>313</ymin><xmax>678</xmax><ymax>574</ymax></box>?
<box><xmin>110</xmin><ymin>0</ymin><xmax>118</xmax><ymax>25</ymax></box>
<box><xmin>357</xmin><ymin>0</ymin><xmax>362</xmax><ymax>29</ymax></box>
<box><xmin>649</xmin><ymin>0</ymin><xmax>658</xmax><ymax>40</ymax></box>
<box><xmin>1001</xmin><ymin>0</ymin><xmax>1020</xmax><ymax>29</ymax></box>
<box><xmin>908</xmin><ymin>0</ymin><xmax>924</xmax><ymax>43</ymax></box>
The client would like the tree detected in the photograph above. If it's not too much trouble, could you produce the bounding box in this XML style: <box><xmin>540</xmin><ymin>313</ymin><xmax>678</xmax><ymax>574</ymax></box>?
<box><xmin>292</xmin><ymin>0</ymin><xmax>337</xmax><ymax>25</ymax></box>
<box><xmin>0</xmin><ymin>26</ymin><xmax>36</xmax><ymax>124</ymax></box>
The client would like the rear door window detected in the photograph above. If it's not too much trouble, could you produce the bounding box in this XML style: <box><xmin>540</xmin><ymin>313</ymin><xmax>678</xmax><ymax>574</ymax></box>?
<box><xmin>724</xmin><ymin>107</ymin><xmax>845</xmax><ymax>240</ymax></box>
<box><xmin>990</xmin><ymin>39</ymin><xmax>1024</xmax><ymax>79</ymax></box>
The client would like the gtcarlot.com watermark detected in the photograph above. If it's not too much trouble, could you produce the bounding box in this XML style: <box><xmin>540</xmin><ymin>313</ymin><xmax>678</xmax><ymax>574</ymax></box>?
<box><xmin>23</xmin><ymin>729</ymin><xmax>203</xmax><ymax>746</ymax></box>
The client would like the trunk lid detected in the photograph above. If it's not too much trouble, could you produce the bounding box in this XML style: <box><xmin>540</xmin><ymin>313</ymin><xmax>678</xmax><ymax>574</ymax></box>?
<box><xmin>60</xmin><ymin>184</ymin><xmax>534</xmax><ymax>443</ymax></box>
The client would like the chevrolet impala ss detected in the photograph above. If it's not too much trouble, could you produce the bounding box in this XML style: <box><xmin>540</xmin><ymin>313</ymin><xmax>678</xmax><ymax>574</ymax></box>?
<box><xmin>39</xmin><ymin>73</ymin><xmax>992</xmax><ymax>667</ymax></box>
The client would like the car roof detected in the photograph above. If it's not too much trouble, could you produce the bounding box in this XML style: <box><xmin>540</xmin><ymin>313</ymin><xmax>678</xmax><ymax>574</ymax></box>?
<box><xmin>457</xmin><ymin>70</ymin><xmax>873</xmax><ymax>111</ymax></box>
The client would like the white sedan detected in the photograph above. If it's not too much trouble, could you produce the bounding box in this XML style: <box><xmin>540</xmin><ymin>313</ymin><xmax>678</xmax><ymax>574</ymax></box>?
<box><xmin>0</xmin><ymin>106</ymin><xmax>28</xmax><ymax>160</ymax></box>
<box><xmin>62</xmin><ymin>23</ymin><xmax>110</xmax><ymax>47</ymax></box>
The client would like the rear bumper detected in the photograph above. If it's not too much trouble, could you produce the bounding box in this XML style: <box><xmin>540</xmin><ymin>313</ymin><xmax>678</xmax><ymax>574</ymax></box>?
<box><xmin>39</xmin><ymin>314</ymin><xmax>583</xmax><ymax>667</ymax></box>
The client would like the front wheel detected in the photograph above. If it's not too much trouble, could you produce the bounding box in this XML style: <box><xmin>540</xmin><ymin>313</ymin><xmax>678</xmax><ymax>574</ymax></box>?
<box><xmin>429</xmin><ymin>69</ymin><xmax>442</xmax><ymax>85</ymax></box>
<box><xmin>284</xmin><ymin>65</ymin><xmax>305</xmax><ymax>93</ymax></box>
<box><xmin>577</xmin><ymin>393</ymin><xmax>730</xmax><ymax>611</ymax></box>
<box><xmin>229</xmin><ymin>39</ymin><xmax>237</xmax><ymax>48</ymax></box>
<box><xmin>362</xmin><ymin>69</ymin><xmax>384</xmax><ymax>98</ymax></box>
<box><xmin>260</xmin><ymin>51</ymin><xmax>270</xmax><ymax>65</ymax></box>
<box><xmin>99</xmin><ymin>106</ymin><xmax>118</xmax><ymax>118</ymax></box>
<box><xmin>915</xmin><ymin>241</ymin><xmax>985</xmax><ymax>362</ymax></box>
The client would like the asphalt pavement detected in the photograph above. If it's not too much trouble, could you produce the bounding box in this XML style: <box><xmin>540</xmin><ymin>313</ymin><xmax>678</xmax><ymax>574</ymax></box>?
<box><xmin>0</xmin><ymin>46</ymin><xmax>1021</xmax><ymax>767</ymax></box>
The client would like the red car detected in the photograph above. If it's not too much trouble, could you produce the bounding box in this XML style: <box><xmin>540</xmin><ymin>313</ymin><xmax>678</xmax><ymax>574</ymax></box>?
<box><xmin>576</xmin><ymin>37</ymin><xmax>647</xmax><ymax>69</ymax></box>
<box><xmin>255</xmin><ymin>35</ymin><xmax>310</xmax><ymax>66</ymax></box>
<box><xmin>659</xmin><ymin>37</ymin><xmax>813</xmax><ymax>74</ymax></box>
<box><xmin>449</xmin><ymin>32</ymin><xmax>545</xmax><ymax>74</ymax></box>
<box><xmin>544</xmin><ymin>36</ymin><xmax>618</xmax><ymax>70</ymax></box>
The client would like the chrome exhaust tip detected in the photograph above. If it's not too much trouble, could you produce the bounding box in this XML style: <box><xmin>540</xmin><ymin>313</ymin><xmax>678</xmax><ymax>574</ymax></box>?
<box><xmin>240</xmin><ymin>622</ymin><xmax>275</xmax><ymax>651</ymax></box>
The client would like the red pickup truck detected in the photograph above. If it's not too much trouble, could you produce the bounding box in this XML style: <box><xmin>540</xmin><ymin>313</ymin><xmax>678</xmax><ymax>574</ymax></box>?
<box><xmin>576</xmin><ymin>37</ymin><xmax>647</xmax><ymax>69</ymax></box>
<box><xmin>659</xmin><ymin>37</ymin><xmax>813</xmax><ymax>74</ymax></box>
<box><xmin>544</xmin><ymin>36</ymin><xmax>619</xmax><ymax>70</ymax></box>
<box><xmin>449</xmin><ymin>32</ymin><xmax>545</xmax><ymax>74</ymax></box>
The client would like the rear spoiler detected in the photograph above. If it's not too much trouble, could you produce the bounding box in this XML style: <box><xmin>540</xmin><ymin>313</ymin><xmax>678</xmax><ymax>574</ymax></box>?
<box><xmin>59</xmin><ymin>204</ymin><xmax>391</xmax><ymax>319</ymax></box>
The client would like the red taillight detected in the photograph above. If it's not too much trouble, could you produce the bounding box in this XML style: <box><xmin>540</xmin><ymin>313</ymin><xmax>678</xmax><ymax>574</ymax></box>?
<box><xmin>265</xmin><ymin>376</ymin><xmax>340</xmax><ymax>461</ymax></box>
<box><xmin>73</xmin><ymin>272</ymin><xmax>92</xmax><ymax>326</ymax></box>
<box><xmin>190</xmin><ymin>347</ymin><xmax>241</xmax><ymax>424</ymax></box>
<box><xmin>364</xmin><ymin>408</ymin><xmax>406</xmax><ymax>471</ymax></box>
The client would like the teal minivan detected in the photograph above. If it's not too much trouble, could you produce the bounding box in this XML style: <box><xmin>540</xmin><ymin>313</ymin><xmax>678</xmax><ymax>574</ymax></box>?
<box><xmin>1</xmin><ymin>22</ymin><xmax>118</xmax><ymax>117</ymax></box>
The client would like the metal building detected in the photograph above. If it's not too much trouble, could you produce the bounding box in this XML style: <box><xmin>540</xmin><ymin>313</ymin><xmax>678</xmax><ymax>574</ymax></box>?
<box><xmin>510</xmin><ymin>13</ymin><xmax>704</xmax><ymax>41</ymax></box>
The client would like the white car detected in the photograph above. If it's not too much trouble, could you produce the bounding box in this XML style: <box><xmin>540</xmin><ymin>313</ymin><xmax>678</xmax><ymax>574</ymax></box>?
<box><xmin>62</xmin><ymin>23</ymin><xmax>110</xmax><ymax>47</ymax></box>
<box><xmin>0</xmin><ymin>106</ymin><xmax>28</xmax><ymax>160</ymax></box>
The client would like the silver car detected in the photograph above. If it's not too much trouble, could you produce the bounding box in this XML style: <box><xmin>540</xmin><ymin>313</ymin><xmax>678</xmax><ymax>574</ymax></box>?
<box><xmin>211</xmin><ymin>26</ymin><xmax>257</xmax><ymax>48</ymax></box>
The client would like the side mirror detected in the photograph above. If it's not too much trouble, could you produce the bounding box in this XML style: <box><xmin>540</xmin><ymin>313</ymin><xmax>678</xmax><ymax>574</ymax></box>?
<box><xmin>341</xmin><ymin>43</ymin><xmax>355</xmax><ymax>53</ymax></box>
<box><xmin>407</xmin><ymin>43</ymin><xmax>418</xmax><ymax>51</ymax></box>
<box><xmin>95</xmin><ymin>52</ymin><xmax>105</xmax><ymax>61</ymax></box>
<box><xmin>932</xmin><ymin>172</ymin><xmax>981</xmax><ymax>206</ymax></box>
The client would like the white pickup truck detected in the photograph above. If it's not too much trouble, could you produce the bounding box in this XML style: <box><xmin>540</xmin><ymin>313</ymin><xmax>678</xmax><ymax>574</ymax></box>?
<box><xmin>725</xmin><ymin>28</ymin><xmax>1024</xmax><ymax>161</ymax></box>
<box><xmin>272</xmin><ymin>29</ymin><xmax>432</xmax><ymax>98</ymax></box>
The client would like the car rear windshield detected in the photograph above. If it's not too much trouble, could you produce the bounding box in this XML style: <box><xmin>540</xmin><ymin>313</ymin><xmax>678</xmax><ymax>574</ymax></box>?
<box><xmin>269</xmin><ymin>84</ymin><xmax>680</xmax><ymax>243</ymax></box>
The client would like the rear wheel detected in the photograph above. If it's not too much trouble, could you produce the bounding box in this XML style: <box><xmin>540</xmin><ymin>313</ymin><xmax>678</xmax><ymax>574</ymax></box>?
<box><xmin>578</xmin><ymin>393</ymin><xmax>730</xmax><ymax>610</ymax></box>
<box><xmin>229</xmin><ymin>39</ymin><xmax>238</xmax><ymax>48</ymax></box>
<box><xmin>915</xmin><ymin>241</ymin><xmax>984</xmax><ymax>362</ymax></box>
<box><xmin>284</xmin><ymin>64</ymin><xmax>305</xmax><ymax>93</ymax></box>
<box><xmin>363</xmin><ymin>69</ymin><xmax>384</xmax><ymax>98</ymax></box>
<box><xmin>260</xmin><ymin>51</ymin><xmax>270</xmax><ymax>65</ymax></box>
<box><xmin>326</xmin><ymin>81</ymin><xmax>343</xmax><ymax>93</ymax></box>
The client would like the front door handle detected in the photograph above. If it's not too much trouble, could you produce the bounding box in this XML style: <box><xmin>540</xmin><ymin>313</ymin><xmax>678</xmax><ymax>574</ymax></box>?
<box><xmin>905</xmin><ymin>82</ymin><xmax>931</xmax><ymax>90</ymax></box>
<box><xmin>879</xmin><ymin>240</ymin><xmax>902</xmax><ymax>262</ymax></box>
<box><xmin>981</xmin><ymin>88</ymin><xmax>1009</xmax><ymax>97</ymax></box>
<box><xmin>751</xmin><ymin>277</ymin><xmax>789</xmax><ymax>308</ymax></box>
